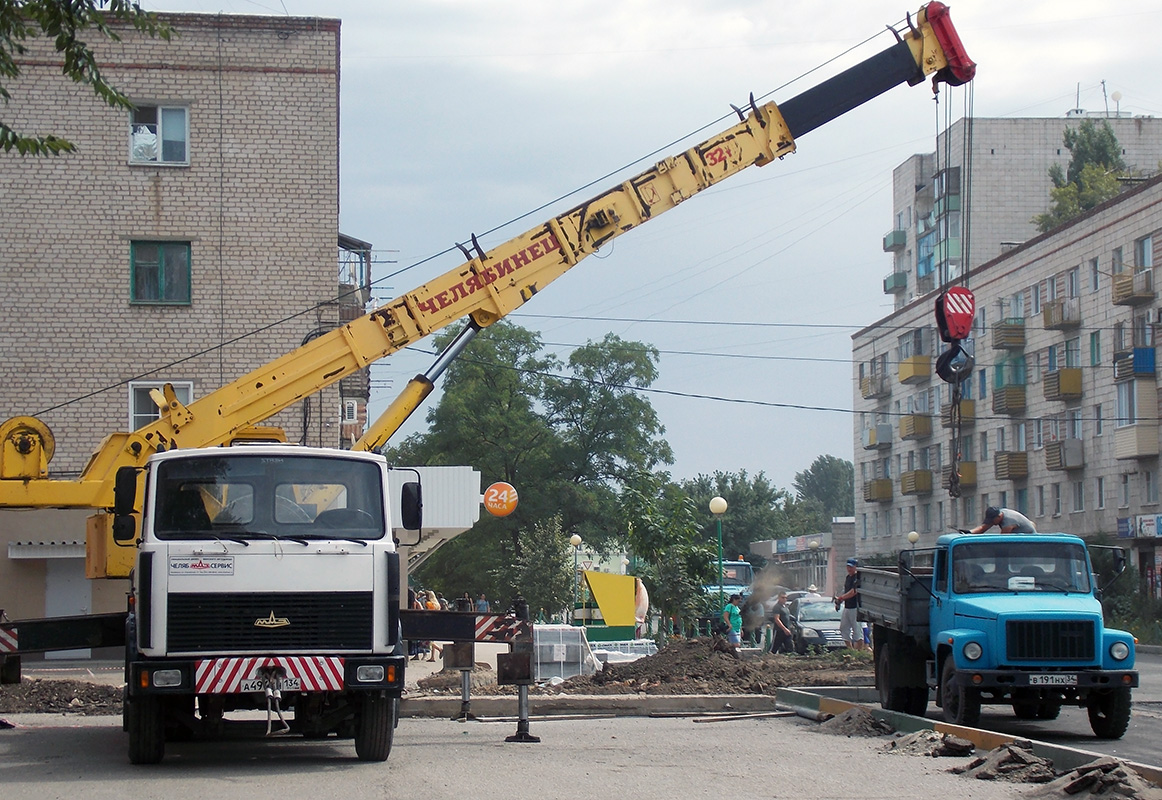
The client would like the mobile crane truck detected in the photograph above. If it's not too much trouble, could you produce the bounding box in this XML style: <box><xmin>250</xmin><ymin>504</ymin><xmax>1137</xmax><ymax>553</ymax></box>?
<box><xmin>0</xmin><ymin>3</ymin><xmax>974</xmax><ymax>763</ymax></box>
<box><xmin>859</xmin><ymin>533</ymin><xmax>1138</xmax><ymax>738</ymax></box>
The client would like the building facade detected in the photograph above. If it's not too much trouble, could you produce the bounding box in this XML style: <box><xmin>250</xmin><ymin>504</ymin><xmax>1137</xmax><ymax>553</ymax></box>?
<box><xmin>882</xmin><ymin>116</ymin><xmax>1162</xmax><ymax>312</ymax></box>
<box><xmin>854</xmin><ymin>173</ymin><xmax>1162</xmax><ymax>596</ymax></box>
<box><xmin>0</xmin><ymin>14</ymin><xmax>371</xmax><ymax>630</ymax></box>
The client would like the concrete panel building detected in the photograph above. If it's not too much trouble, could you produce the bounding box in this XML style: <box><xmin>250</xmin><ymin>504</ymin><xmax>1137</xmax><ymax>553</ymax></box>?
<box><xmin>881</xmin><ymin>116</ymin><xmax>1162</xmax><ymax>311</ymax></box>
<box><xmin>0</xmin><ymin>15</ymin><xmax>371</xmax><ymax>633</ymax></box>
<box><xmin>854</xmin><ymin>172</ymin><xmax>1162</xmax><ymax>596</ymax></box>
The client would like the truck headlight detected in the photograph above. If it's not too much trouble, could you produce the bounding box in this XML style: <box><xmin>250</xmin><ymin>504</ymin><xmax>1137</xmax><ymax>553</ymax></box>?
<box><xmin>1110</xmin><ymin>642</ymin><xmax>1130</xmax><ymax>661</ymax></box>
<box><xmin>962</xmin><ymin>642</ymin><xmax>982</xmax><ymax>661</ymax></box>
<box><xmin>356</xmin><ymin>665</ymin><xmax>385</xmax><ymax>682</ymax></box>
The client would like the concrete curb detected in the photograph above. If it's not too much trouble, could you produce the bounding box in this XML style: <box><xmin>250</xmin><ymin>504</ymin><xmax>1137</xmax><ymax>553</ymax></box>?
<box><xmin>776</xmin><ymin>687</ymin><xmax>1162</xmax><ymax>789</ymax></box>
<box><xmin>401</xmin><ymin>693</ymin><xmax>781</xmax><ymax>718</ymax></box>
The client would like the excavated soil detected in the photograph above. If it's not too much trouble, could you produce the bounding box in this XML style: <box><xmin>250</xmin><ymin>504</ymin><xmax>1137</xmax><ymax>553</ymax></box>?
<box><xmin>419</xmin><ymin>637</ymin><xmax>874</xmax><ymax>696</ymax></box>
<box><xmin>0</xmin><ymin>678</ymin><xmax>123</xmax><ymax>716</ymax></box>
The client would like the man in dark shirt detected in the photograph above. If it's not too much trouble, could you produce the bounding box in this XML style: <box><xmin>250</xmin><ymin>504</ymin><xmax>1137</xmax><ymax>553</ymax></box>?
<box><xmin>769</xmin><ymin>591</ymin><xmax>794</xmax><ymax>654</ymax></box>
<box><xmin>833</xmin><ymin>558</ymin><xmax>864</xmax><ymax>650</ymax></box>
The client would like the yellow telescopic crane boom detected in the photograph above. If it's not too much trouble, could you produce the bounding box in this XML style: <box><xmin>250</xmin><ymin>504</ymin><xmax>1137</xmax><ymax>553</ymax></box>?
<box><xmin>0</xmin><ymin>3</ymin><xmax>974</xmax><ymax>577</ymax></box>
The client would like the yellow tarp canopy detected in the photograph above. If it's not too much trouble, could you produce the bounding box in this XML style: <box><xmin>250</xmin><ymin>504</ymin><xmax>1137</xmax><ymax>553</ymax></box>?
<box><xmin>582</xmin><ymin>570</ymin><xmax>636</xmax><ymax>627</ymax></box>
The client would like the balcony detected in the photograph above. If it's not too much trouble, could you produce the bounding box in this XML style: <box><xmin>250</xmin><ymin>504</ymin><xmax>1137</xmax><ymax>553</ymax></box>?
<box><xmin>860</xmin><ymin>373</ymin><xmax>890</xmax><ymax>399</ymax></box>
<box><xmin>916</xmin><ymin>272</ymin><xmax>936</xmax><ymax>295</ymax></box>
<box><xmin>883</xmin><ymin>271</ymin><xmax>907</xmax><ymax>294</ymax></box>
<box><xmin>861</xmin><ymin>423</ymin><xmax>893</xmax><ymax>450</ymax></box>
<box><xmin>941</xmin><ymin>461</ymin><xmax>977</xmax><ymax>489</ymax></box>
<box><xmin>883</xmin><ymin>229</ymin><xmax>907</xmax><ymax>252</ymax></box>
<box><xmin>935</xmin><ymin>194</ymin><xmax>961</xmax><ymax>216</ymax></box>
<box><xmin>1043</xmin><ymin>368</ymin><xmax>1083</xmax><ymax>402</ymax></box>
<box><xmin>1112</xmin><ymin>270</ymin><xmax>1154</xmax><ymax>306</ymax></box>
<box><xmin>994</xmin><ymin>451</ymin><xmax>1029</xmax><ymax>480</ymax></box>
<box><xmin>1042</xmin><ymin>297</ymin><xmax>1081</xmax><ymax>330</ymax></box>
<box><xmin>991</xmin><ymin>318</ymin><xmax>1026</xmax><ymax>350</ymax></box>
<box><xmin>1115</xmin><ymin>424</ymin><xmax>1160</xmax><ymax>460</ymax></box>
<box><xmin>941</xmin><ymin>399</ymin><xmax>975</xmax><ymax>428</ymax></box>
<box><xmin>900</xmin><ymin>470</ymin><xmax>933</xmax><ymax>496</ymax></box>
<box><xmin>898</xmin><ymin>355</ymin><xmax>932</xmax><ymax>384</ymax></box>
<box><xmin>863</xmin><ymin>479</ymin><xmax>893</xmax><ymax>503</ymax></box>
<box><xmin>1114</xmin><ymin>348</ymin><xmax>1156</xmax><ymax>381</ymax></box>
<box><xmin>1045</xmin><ymin>439</ymin><xmax>1084</xmax><ymax>471</ymax></box>
<box><xmin>992</xmin><ymin>385</ymin><xmax>1027</xmax><ymax>415</ymax></box>
<box><xmin>899</xmin><ymin>414</ymin><xmax>933</xmax><ymax>440</ymax></box>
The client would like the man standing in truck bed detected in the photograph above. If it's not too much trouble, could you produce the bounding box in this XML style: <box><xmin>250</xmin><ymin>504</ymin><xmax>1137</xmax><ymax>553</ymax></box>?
<box><xmin>970</xmin><ymin>506</ymin><xmax>1036</xmax><ymax>534</ymax></box>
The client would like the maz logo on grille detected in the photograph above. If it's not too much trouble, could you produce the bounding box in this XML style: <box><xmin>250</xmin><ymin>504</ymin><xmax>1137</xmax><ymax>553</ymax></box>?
<box><xmin>254</xmin><ymin>612</ymin><xmax>290</xmax><ymax>628</ymax></box>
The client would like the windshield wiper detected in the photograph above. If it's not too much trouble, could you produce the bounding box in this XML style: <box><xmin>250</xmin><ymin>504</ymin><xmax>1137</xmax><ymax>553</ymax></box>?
<box><xmin>294</xmin><ymin>533</ymin><xmax>369</xmax><ymax>547</ymax></box>
<box><xmin>233</xmin><ymin>531</ymin><xmax>311</xmax><ymax>546</ymax></box>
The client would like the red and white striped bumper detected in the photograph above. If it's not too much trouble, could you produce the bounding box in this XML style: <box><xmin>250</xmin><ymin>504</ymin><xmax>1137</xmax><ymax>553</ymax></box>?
<box><xmin>194</xmin><ymin>656</ymin><xmax>345</xmax><ymax>694</ymax></box>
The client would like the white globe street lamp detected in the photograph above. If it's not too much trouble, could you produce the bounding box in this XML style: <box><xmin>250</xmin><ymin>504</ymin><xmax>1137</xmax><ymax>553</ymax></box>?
<box><xmin>709</xmin><ymin>497</ymin><xmax>728</xmax><ymax>607</ymax></box>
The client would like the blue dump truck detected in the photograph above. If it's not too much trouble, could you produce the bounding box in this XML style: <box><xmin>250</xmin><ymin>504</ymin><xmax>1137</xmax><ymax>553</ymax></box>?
<box><xmin>858</xmin><ymin>533</ymin><xmax>1138</xmax><ymax>738</ymax></box>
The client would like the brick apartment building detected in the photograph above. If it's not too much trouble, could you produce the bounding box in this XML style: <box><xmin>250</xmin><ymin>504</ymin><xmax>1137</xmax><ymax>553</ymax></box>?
<box><xmin>0</xmin><ymin>14</ymin><xmax>372</xmax><ymax>634</ymax></box>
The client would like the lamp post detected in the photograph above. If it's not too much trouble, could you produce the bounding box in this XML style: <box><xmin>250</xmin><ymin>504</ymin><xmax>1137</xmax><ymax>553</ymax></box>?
<box><xmin>709</xmin><ymin>496</ymin><xmax>728</xmax><ymax>607</ymax></box>
<box><xmin>907</xmin><ymin>530</ymin><xmax>920</xmax><ymax>558</ymax></box>
<box><xmin>569</xmin><ymin>534</ymin><xmax>583</xmax><ymax>624</ymax></box>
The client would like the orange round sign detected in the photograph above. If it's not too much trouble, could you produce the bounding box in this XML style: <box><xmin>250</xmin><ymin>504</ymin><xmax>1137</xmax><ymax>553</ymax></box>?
<box><xmin>483</xmin><ymin>481</ymin><xmax>519</xmax><ymax>517</ymax></box>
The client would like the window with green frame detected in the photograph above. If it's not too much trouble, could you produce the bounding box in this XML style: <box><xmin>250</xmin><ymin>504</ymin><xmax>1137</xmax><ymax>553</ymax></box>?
<box><xmin>131</xmin><ymin>242</ymin><xmax>191</xmax><ymax>304</ymax></box>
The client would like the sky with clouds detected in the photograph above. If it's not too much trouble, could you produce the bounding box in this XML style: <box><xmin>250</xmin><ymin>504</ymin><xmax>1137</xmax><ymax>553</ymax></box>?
<box><xmin>148</xmin><ymin>0</ymin><xmax>1162</xmax><ymax>490</ymax></box>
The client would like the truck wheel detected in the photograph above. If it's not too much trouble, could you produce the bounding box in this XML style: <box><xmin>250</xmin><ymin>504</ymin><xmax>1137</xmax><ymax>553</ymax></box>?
<box><xmin>1</xmin><ymin>655</ymin><xmax>21</xmax><ymax>685</ymax></box>
<box><xmin>1012</xmin><ymin>702</ymin><xmax>1038</xmax><ymax>719</ymax></box>
<box><xmin>940</xmin><ymin>658</ymin><xmax>981</xmax><ymax>727</ymax></box>
<box><xmin>126</xmin><ymin>694</ymin><xmax>166</xmax><ymax>764</ymax></box>
<box><xmin>877</xmin><ymin>642</ymin><xmax>928</xmax><ymax>716</ymax></box>
<box><xmin>354</xmin><ymin>692</ymin><xmax>395</xmax><ymax>762</ymax></box>
<box><xmin>1037</xmin><ymin>702</ymin><xmax>1062</xmax><ymax>720</ymax></box>
<box><xmin>1087</xmin><ymin>688</ymin><xmax>1131</xmax><ymax>739</ymax></box>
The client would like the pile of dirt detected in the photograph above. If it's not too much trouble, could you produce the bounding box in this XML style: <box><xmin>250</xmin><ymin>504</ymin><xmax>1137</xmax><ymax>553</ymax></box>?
<box><xmin>884</xmin><ymin>729</ymin><xmax>976</xmax><ymax>757</ymax></box>
<box><xmin>819</xmin><ymin>707</ymin><xmax>894</xmax><ymax>737</ymax></box>
<box><xmin>950</xmin><ymin>740</ymin><xmax>1058</xmax><ymax>784</ymax></box>
<box><xmin>0</xmin><ymin>678</ymin><xmax>122</xmax><ymax>717</ymax></box>
<box><xmin>535</xmin><ymin>639</ymin><xmax>872</xmax><ymax>696</ymax></box>
<box><xmin>1029</xmin><ymin>756</ymin><xmax>1162</xmax><ymax>800</ymax></box>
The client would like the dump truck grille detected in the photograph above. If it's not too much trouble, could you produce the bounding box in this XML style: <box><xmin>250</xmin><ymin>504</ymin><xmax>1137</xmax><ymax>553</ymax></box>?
<box><xmin>1006</xmin><ymin>619</ymin><xmax>1095</xmax><ymax>661</ymax></box>
<box><xmin>167</xmin><ymin>592</ymin><xmax>373</xmax><ymax>652</ymax></box>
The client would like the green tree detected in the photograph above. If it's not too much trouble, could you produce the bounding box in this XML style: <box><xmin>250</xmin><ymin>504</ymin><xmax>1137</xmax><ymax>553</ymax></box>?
<box><xmin>681</xmin><ymin>470</ymin><xmax>784</xmax><ymax>563</ymax></box>
<box><xmin>793</xmin><ymin>454</ymin><xmax>855</xmax><ymax>517</ymax></box>
<box><xmin>494</xmin><ymin>516</ymin><xmax>574</xmax><ymax>621</ymax></box>
<box><xmin>1</xmin><ymin>0</ymin><xmax>172</xmax><ymax>155</ymax></box>
<box><xmin>1033</xmin><ymin>119</ymin><xmax>1127</xmax><ymax>233</ymax></box>
<box><xmin>382</xmin><ymin>322</ymin><xmax>671</xmax><ymax>603</ymax></box>
<box><xmin>621</xmin><ymin>471</ymin><xmax>713</xmax><ymax>625</ymax></box>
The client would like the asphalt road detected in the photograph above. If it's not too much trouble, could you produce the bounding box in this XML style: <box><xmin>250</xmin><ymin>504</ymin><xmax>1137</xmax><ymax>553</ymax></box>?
<box><xmin>0</xmin><ymin>713</ymin><xmax>1031</xmax><ymax>800</ymax></box>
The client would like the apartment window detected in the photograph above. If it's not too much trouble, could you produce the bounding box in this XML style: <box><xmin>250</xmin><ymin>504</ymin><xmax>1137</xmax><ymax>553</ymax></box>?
<box><xmin>1090</xmin><ymin>332</ymin><xmax>1101</xmax><ymax>366</ymax></box>
<box><xmin>129</xmin><ymin>381</ymin><xmax>192</xmax><ymax>430</ymax></box>
<box><xmin>1067</xmin><ymin>267</ymin><xmax>1080</xmax><ymax>297</ymax></box>
<box><xmin>131</xmin><ymin>241</ymin><xmax>191</xmax><ymax>304</ymax></box>
<box><xmin>1067</xmin><ymin>409</ymin><xmax>1082</xmax><ymax>440</ymax></box>
<box><xmin>1035</xmin><ymin>485</ymin><xmax>1045</xmax><ymax>517</ymax></box>
<box><xmin>1096</xmin><ymin>477</ymin><xmax>1105</xmax><ymax>509</ymax></box>
<box><xmin>1090</xmin><ymin>257</ymin><xmax>1100</xmax><ymax>291</ymax></box>
<box><xmin>979</xmin><ymin>432</ymin><xmax>989</xmax><ymax>460</ymax></box>
<box><xmin>996</xmin><ymin>426</ymin><xmax>1007</xmax><ymax>453</ymax></box>
<box><xmin>1072</xmin><ymin>481</ymin><xmax>1084</xmax><ymax>512</ymax></box>
<box><xmin>937</xmin><ymin>502</ymin><xmax>944</xmax><ymax>531</ymax></box>
<box><xmin>998</xmin><ymin>491</ymin><xmax>1008</xmax><ymax>509</ymax></box>
<box><xmin>1116</xmin><ymin>382</ymin><xmax>1136</xmax><ymax>427</ymax></box>
<box><xmin>129</xmin><ymin>105</ymin><xmax>189</xmax><ymax>164</ymax></box>
<box><xmin>977</xmin><ymin>368</ymin><xmax>987</xmax><ymax>399</ymax></box>
<box><xmin>960</xmin><ymin>435</ymin><xmax>973</xmax><ymax>461</ymax></box>
<box><xmin>861</xmin><ymin>514</ymin><xmax>868</xmax><ymax>540</ymax></box>
<box><xmin>1094</xmin><ymin>403</ymin><xmax>1104</xmax><ymax>436</ymax></box>
<box><xmin>1032</xmin><ymin>418</ymin><xmax>1044</xmax><ymax>450</ymax></box>
<box><xmin>963</xmin><ymin>497</ymin><xmax>974</xmax><ymax>525</ymax></box>
<box><xmin>1120</xmin><ymin>474</ymin><xmax>1131</xmax><ymax>507</ymax></box>
<box><xmin>1052</xmin><ymin>484</ymin><xmax>1061</xmax><ymax>516</ymax></box>
<box><xmin>921</xmin><ymin>504</ymin><xmax>931</xmax><ymax>531</ymax></box>
<box><xmin>1015</xmin><ymin>488</ymin><xmax>1028</xmax><ymax>516</ymax></box>
<box><xmin>1046</xmin><ymin>344</ymin><xmax>1058</xmax><ymax>372</ymax></box>
<box><xmin>1030</xmin><ymin>283</ymin><xmax>1042</xmax><ymax>315</ymax></box>
<box><xmin>1112</xmin><ymin>246</ymin><xmax>1124</xmax><ymax>274</ymax></box>
<box><xmin>1015</xmin><ymin>422</ymin><xmax>1026</xmax><ymax>451</ymax></box>
<box><xmin>1147</xmin><ymin>471</ymin><xmax>1159</xmax><ymax>505</ymax></box>
<box><xmin>1065</xmin><ymin>338</ymin><xmax>1080</xmax><ymax>368</ymax></box>
<box><xmin>1135</xmin><ymin>234</ymin><xmax>1153</xmax><ymax>270</ymax></box>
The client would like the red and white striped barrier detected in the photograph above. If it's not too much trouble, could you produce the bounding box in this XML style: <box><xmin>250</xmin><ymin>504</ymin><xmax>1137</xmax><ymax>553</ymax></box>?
<box><xmin>194</xmin><ymin>656</ymin><xmax>344</xmax><ymax>694</ymax></box>
<box><xmin>474</xmin><ymin>615</ymin><xmax>532</xmax><ymax>643</ymax></box>
<box><xmin>0</xmin><ymin>626</ymin><xmax>16</xmax><ymax>654</ymax></box>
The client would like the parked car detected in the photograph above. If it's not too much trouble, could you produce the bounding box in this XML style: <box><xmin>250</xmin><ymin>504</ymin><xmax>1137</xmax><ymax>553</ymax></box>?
<box><xmin>791</xmin><ymin>599</ymin><xmax>845</xmax><ymax>654</ymax></box>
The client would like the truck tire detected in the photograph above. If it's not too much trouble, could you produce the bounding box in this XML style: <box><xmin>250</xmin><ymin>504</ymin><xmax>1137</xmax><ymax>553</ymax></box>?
<box><xmin>126</xmin><ymin>694</ymin><xmax>165</xmax><ymax>764</ymax></box>
<box><xmin>1</xmin><ymin>655</ymin><xmax>21</xmax><ymax>685</ymax></box>
<box><xmin>354</xmin><ymin>691</ymin><xmax>395</xmax><ymax>762</ymax></box>
<box><xmin>876</xmin><ymin>635</ymin><xmax>928</xmax><ymax>717</ymax></box>
<box><xmin>940</xmin><ymin>657</ymin><xmax>981</xmax><ymax>727</ymax></box>
<box><xmin>1087</xmin><ymin>688</ymin><xmax>1131</xmax><ymax>739</ymax></box>
<box><xmin>1012</xmin><ymin>701</ymin><xmax>1038</xmax><ymax>719</ymax></box>
<box><xmin>1037</xmin><ymin>702</ymin><xmax>1062</xmax><ymax>720</ymax></box>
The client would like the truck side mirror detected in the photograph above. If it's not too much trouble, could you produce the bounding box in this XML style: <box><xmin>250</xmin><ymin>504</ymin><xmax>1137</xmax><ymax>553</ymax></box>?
<box><xmin>113</xmin><ymin>466</ymin><xmax>139</xmax><ymax>515</ymax></box>
<box><xmin>112</xmin><ymin>515</ymin><xmax>138</xmax><ymax>543</ymax></box>
<box><xmin>400</xmin><ymin>481</ymin><xmax>422</xmax><ymax>531</ymax></box>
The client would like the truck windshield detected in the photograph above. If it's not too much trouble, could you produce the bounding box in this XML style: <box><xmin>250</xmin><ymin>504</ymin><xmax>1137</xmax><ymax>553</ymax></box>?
<box><xmin>952</xmin><ymin>541</ymin><xmax>1091</xmax><ymax>594</ymax></box>
<box><xmin>153</xmin><ymin>454</ymin><xmax>385</xmax><ymax>541</ymax></box>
